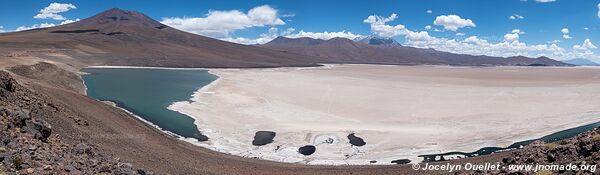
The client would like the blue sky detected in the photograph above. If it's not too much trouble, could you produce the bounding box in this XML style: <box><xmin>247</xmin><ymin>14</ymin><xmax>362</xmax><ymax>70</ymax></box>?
<box><xmin>1</xmin><ymin>0</ymin><xmax>599</xmax><ymax>61</ymax></box>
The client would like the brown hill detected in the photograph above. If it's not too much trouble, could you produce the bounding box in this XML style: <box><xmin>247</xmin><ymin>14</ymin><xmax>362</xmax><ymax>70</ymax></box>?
<box><xmin>261</xmin><ymin>36</ymin><xmax>572</xmax><ymax>66</ymax></box>
<box><xmin>0</xmin><ymin>8</ymin><xmax>323</xmax><ymax>68</ymax></box>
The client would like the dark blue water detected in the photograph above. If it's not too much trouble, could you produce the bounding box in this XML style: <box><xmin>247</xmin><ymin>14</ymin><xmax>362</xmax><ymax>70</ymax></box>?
<box><xmin>82</xmin><ymin>68</ymin><xmax>217</xmax><ymax>141</ymax></box>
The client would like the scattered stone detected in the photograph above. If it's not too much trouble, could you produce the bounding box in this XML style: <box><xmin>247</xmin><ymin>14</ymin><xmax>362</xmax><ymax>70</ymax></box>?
<box><xmin>75</xmin><ymin>143</ymin><xmax>92</xmax><ymax>155</ymax></box>
<box><xmin>390</xmin><ymin>159</ymin><xmax>411</xmax><ymax>164</ymax></box>
<box><xmin>252</xmin><ymin>131</ymin><xmax>276</xmax><ymax>146</ymax></box>
<box><xmin>347</xmin><ymin>133</ymin><xmax>366</xmax><ymax>146</ymax></box>
<box><xmin>0</xmin><ymin>71</ymin><xmax>146</xmax><ymax>174</ymax></box>
<box><xmin>298</xmin><ymin>145</ymin><xmax>316</xmax><ymax>155</ymax></box>
<box><xmin>26</xmin><ymin>168</ymin><xmax>34</xmax><ymax>173</ymax></box>
<box><xmin>459</xmin><ymin>127</ymin><xmax>600</xmax><ymax>174</ymax></box>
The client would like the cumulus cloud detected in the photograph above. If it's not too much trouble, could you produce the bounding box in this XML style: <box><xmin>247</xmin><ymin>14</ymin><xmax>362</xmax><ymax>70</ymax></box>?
<box><xmin>509</xmin><ymin>14</ymin><xmax>524</xmax><ymax>20</ymax></box>
<box><xmin>285</xmin><ymin>30</ymin><xmax>362</xmax><ymax>40</ymax></box>
<box><xmin>363</xmin><ymin>13</ymin><xmax>599</xmax><ymax>61</ymax></box>
<box><xmin>426</xmin><ymin>10</ymin><xmax>433</xmax><ymax>14</ymax></box>
<box><xmin>463</xmin><ymin>36</ymin><xmax>489</xmax><ymax>45</ymax></box>
<box><xmin>161</xmin><ymin>5</ymin><xmax>285</xmax><ymax>38</ymax></box>
<box><xmin>504</xmin><ymin>33</ymin><xmax>519</xmax><ymax>42</ymax></box>
<box><xmin>16</xmin><ymin>23</ymin><xmax>57</xmax><ymax>31</ymax></box>
<box><xmin>60</xmin><ymin>18</ymin><xmax>80</xmax><ymax>25</ymax></box>
<box><xmin>573</xmin><ymin>39</ymin><xmax>597</xmax><ymax>50</ymax></box>
<box><xmin>223</xmin><ymin>28</ymin><xmax>362</xmax><ymax>45</ymax></box>
<box><xmin>14</xmin><ymin>18</ymin><xmax>80</xmax><ymax>32</ymax></box>
<box><xmin>535</xmin><ymin>0</ymin><xmax>556</xmax><ymax>3</ymax></box>
<box><xmin>561</xmin><ymin>28</ymin><xmax>571</xmax><ymax>39</ymax></box>
<box><xmin>223</xmin><ymin>27</ymin><xmax>284</xmax><ymax>45</ymax></box>
<box><xmin>34</xmin><ymin>3</ymin><xmax>76</xmax><ymax>20</ymax></box>
<box><xmin>424</xmin><ymin>25</ymin><xmax>432</xmax><ymax>30</ymax></box>
<box><xmin>363</xmin><ymin>13</ymin><xmax>410</xmax><ymax>38</ymax></box>
<box><xmin>511</xmin><ymin>29</ymin><xmax>525</xmax><ymax>34</ymax></box>
<box><xmin>433</xmin><ymin>15</ymin><xmax>475</xmax><ymax>31</ymax></box>
<box><xmin>598</xmin><ymin>3</ymin><xmax>600</xmax><ymax>18</ymax></box>
<box><xmin>0</xmin><ymin>26</ymin><xmax>5</xmax><ymax>33</ymax></box>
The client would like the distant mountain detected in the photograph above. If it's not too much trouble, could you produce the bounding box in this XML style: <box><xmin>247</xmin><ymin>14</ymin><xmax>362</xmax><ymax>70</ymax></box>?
<box><xmin>563</xmin><ymin>58</ymin><xmax>599</xmax><ymax>66</ymax></box>
<box><xmin>261</xmin><ymin>36</ymin><xmax>572</xmax><ymax>66</ymax></box>
<box><xmin>0</xmin><ymin>8</ymin><xmax>323</xmax><ymax>68</ymax></box>
<box><xmin>354</xmin><ymin>36</ymin><xmax>401</xmax><ymax>47</ymax></box>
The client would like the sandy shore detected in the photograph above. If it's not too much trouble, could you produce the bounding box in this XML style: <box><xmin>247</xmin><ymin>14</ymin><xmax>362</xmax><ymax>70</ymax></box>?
<box><xmin>169</xmin><ymin>64</ymin><xmax>600</xmax><ymax>165</ymax></box>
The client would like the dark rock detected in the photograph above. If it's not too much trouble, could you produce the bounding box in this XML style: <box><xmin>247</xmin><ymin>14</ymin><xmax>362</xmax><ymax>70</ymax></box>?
<box><xmin>390</xmin><ymin>159</ymin><xmax>411</xmax><ymax>164</ymax></box>
<box><xmin>252</xmin><ymin>131</ymin><xmax>276</xmax><ymax>146</ymax></box>
<box><xmin>25</xmin><ymin>119</ymin><xmax>52</xmax><ymax>141</ymax></box>
<box><xmin>74</xmin><ymin>143</ymin><xmax>92</xmax><ymax>155</ymax></box>
<box><xmin>347</xmin><ymin>133</ymin><xmax>366</xmax><ymax>146</ymax></box>
<box><xmin>298</xmin><ymin>145</ymin><xmax>316</xmax><ymax>155</ymax></box>
<box><xmin>10</xmin><ymin>110</ymin><xmax>30</xmax><ymax>128</ymax></box>
<box><xmin>0</xmin><ymin>71</ymin><xmax>17</xmax><ymax>93</ymax></box>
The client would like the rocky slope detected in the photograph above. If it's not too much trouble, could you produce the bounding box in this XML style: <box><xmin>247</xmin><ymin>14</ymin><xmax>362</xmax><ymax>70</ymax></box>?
<box><xmin>0</xmin><ymin>71</ymin><xmax>147</xmax><ymax>174</ymax></box>
<box><xmin>8</xmin><ymin>62</ymin><xmax>85</xmax><ymax>93</ymax></box>
<box><xmin>457</xmin><ymin>127</ymin><xmax>600</xmax><ymax>175</ymax></box>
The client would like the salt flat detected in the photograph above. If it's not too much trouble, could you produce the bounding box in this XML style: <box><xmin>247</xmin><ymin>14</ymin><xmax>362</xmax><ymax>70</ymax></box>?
<box><xmin>169</xmin><ymin>64</ymin><xmax>600</xmax><ymax>165</ymax></box>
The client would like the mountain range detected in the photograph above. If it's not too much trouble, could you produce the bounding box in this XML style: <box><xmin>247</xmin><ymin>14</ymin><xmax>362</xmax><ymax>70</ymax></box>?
<box><xmin>0</xmin><ymin>8</ymin><xmax>571</xmax><ymax>68</ymax></box>
<box><xmin>562</xmin><ymin>58</ymin><xmax>600</xmax><ymax>66</ymax></box>
<box><xmin>260</xmin><ymin>36</ymin><xmax>571</xmax><ymax>66</ymax></box>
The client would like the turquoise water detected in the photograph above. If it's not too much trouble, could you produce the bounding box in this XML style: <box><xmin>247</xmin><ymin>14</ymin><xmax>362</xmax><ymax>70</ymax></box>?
<box><xmin>82</xmin><ymin>68</ymin><xmax>217</xmax><ymax>141</ymax></box>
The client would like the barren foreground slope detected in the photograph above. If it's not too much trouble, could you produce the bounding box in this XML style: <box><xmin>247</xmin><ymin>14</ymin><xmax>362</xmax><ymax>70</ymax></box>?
<box><xmin>171</xmin><ymin>65</ymin><xmax>600</xmax><ymax>165</ymax></box>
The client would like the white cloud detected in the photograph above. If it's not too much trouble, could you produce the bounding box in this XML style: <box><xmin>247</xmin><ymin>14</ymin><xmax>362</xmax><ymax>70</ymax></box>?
<box><xmin>511</xmin><ymin>29</ymin><xmax>525</xmax><ymax>34</ymax></box>
<box><xmin>535</xmin><ymin>0</ymin><xmax>556</xmax><ymax>3</ymax></box>
<box><xmin>424</xmin><ymin>25</ymin><xmax>432</xmax><ymax>30</ymax></box>
<box><xmin>224</xmin><ymin>27</ymin><xmax>282</xmax><ymax>45</ymax></box>
<box><xmin>455</xmin><ymin>32</ymin><xmax>465</xmax><ymax>36</ymax></box>
<box><xmin>60</xmin><ymin>18</ymin><xmax>80</xmax><ymax>25</ymax></box>
<box><xmin>598</xmin><ymin>3</ymin><xmax>600</xmax><ymax>19</ymax></box>
<box><xmin>433</xmin><ymin>15</ymin><xmax>476</xmax><ymax>31</ymax></box>
<box><xmin>16</xmin><ymin>23</ymin><xmax>56</xmax><ymax>31</ymax></box>
<box><xmin>509</xmin><ymin>14</ymin><xmax>524</xmax><ymax>20</ymax></box>
<box><xmin>463</xmin><ymin>36</ymin><xmax>489</xmax><ymax>45</ymax></box>
<box><xmin>426</xmin><ymin>10</ymin><xmax>432</xmax><ymax>14</ymax></box>
<box><xmin>161</xmin><ymin>5</ymin><xmax>285</xmax><ymax>38</ymax></box>
<box><xmin>34</xmin><ymin>3</ymin><xmax>76</xmax><ymax>20</ymax></box>
<box><xmin>573</xmin><ymin>39</ymin><xmax>597</xmax><ymax>50</ymax></box>
<box><xmin>361</xmin><ymin>13</ymin><xmax>600</xmax><ymax>62</ymax></box>
<box><xmin>223</xmin><ymin>28</ymin><xmax>362</xmax><ymax>45</ymax></box>
<box><xmin>584</xmin><ymin>27</ymin><xmax>589</xmax><ymax>30</ymax></box>
<box><xmin>0</xmin><ymin>26</ymin><xmax>5</xmax><ymax>33</ymax></box>
<box><xmin>561</xmin><ymin>28</ymin><xmax>571</xmax><ymax>39</ymax></box>
<box><xmin>363</xmin><ymin>13</ymin><xmax>410</xmax><ymax>38</ymax></box>
<box><xmin>285</xmin><ymin>30</ymin><xmax>362</xmax><ymax>40</ymax></box>
<box><xmin>504</xmin><ymin>33</ymin><xmax>520</xmax><ymax>42</ymax></box>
